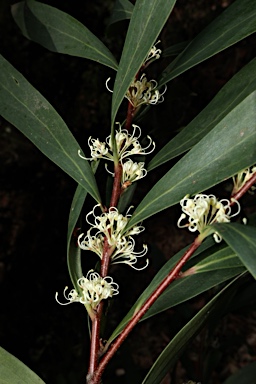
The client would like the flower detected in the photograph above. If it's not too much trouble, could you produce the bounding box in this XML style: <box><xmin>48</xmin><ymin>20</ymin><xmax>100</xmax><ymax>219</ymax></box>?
<box><xmin>232</xmin><ymin>165</ymin><xmax>256</xmax><ymax>194</ymax></box>
<box><xmin>55</xmin><ymin>270</ymin><xmax>119</xmax><ymax>309</ymax></box>
<box><xmin>78</xmin><ymin>204</ymin><xmax>148</xmax><ymax>270</ymax></box>
<box><xmin>112</xmin><ymin>237</ymin><xmax>149</xmax><ymax>270</ymax></box>
<box><xmin>145</xmin><ymin>41</ymin><xmax>162</xmax><ymax>64</ymax></box>
<box><xmin>125</xmin><ymin>74</ymin><xmax>166</xmax><ymax>108</ymax></box>
<box><xmin>79</xmin><ymin>123</ymin><xmax>155</xmax><ymax>162</ymax></box>
<box><xmin>121</xmin><ymin>159</ymin><xmax>147</xmax><ymax>184</ymax></box>
<box><xmin>177</xmin><ymin>194</ymin><xmax>240</xmax><ymax>242</ymax></box>
<box><xmin>78</xmin><ymin>138</ymin><xmax>111</xmax><ymax>161</ymax></box>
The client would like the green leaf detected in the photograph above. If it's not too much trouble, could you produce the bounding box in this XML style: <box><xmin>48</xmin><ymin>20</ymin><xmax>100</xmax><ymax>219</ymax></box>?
<box><xmin>0</xmin><ymin>346</ymin><xmax>46</xmax><ymax>383</ymax></box>
<box><xmin>111</xmin><ymin>0</ymin><xmax>177</xmax><ymax>125</ymax></box>
<box><xmin>11</xmin><ymin>0</ymin><xmax>118</xmax><ymax>70</ymax></box>
<box><xmin>108</xmin><ymin>241</ymin><xmax>244</xmax><ymax>344</ymax></box>
<box><xmin>108</xmin><ymin>0</ymin><xmax>134</xmax><ymax>26</ymax></box>
<box><xmin>141</xmin><ymin>274</ymin><xmax>243</xmax><ymax>384</ymax></box>
<box><xmin>159</xmin><ymin>0</ymin><xmax>256</xmax><ymax>86</ymax></box>
<box><xmin>223</xmin><ymin>362</ymin><xmax>256</xmax><ymax>384</ymax></box>
<box><xmin>67</xmin><ymin>184</ymin><xmax>87</xmax><ymax>291</ymax></box>
<box><xmin>67</xmin><ymin>161</ymin><xmax>99</xmax><ymax>290</ymax></box>
<box><xmin>149</xmin><ymin>58</ymin><xmax>256</xmax><ymax>170</ymax></box>
<box><xmin>126</xmin><ymin>91</ymin><xmax>256</xmax><ymax>231</ymax></box>
<box><xmin>162</xmin><ymin>41</ymin><xmax>189</xmax><ymax>57</ymax></box>
<box><xmin>213</xmin><ymin>223</ymin><xmax>256</xmax><ymax>279</ymax></box>
<box><xmin>0</xmin><ymin>55</ymin><xmax>101</xmax><ymax>203</ymax></box>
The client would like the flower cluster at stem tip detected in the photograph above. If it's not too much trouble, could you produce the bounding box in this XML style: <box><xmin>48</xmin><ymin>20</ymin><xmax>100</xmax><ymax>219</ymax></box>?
<box><xmin>106</xmin><ymin>41</ymin><xmax>166</xmax><ymax>108</ymax></box>
<box><xmin>55</xmin><ymin>270</ymin><xmax>119</xmax><ymax>309</ymax></box>
<box><xmin>177</xmin><ymin>194</ymin><xmax>241</xmax><ymax>242</ymax></box>
<box><xmin>78</xmin><ymin>204</ymin><xmax>149</xmax><ymax>270</ymax></box>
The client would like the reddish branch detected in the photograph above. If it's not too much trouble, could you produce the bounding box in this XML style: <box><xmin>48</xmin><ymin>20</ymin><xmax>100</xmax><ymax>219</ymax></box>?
<box><xmin>88</xmin><ymin>239</ymin><xmax>201</xmax><ymax>384</ymax></box>
<box><xmin>231</xmin><ymin>172</ymin><xmax>256</xmax><ymax>202</ymax></box>
<box><xmin>87</xmin><ymin>304</ymin><xmax>103</xmax><ymax>379</ymax></box>
<box><xmin>109</xmin><ymin>162</ymin><xmax>123</xmax><ymax>208</ymax></box>
<box><xmin>125</xmin><ymin>101</ymin><xmax>136</xmax><ymax>132</ymax></box>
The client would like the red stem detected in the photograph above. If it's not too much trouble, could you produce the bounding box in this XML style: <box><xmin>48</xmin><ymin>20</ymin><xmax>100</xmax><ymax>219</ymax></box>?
<box><xmin>87</xmin><ymin>304</ymin><xmax>103</xmax><ymax>379</ymax></box>
<box><xmin>88</xmin><ymin>238</ymin><xmax>201</xmax><ymax>384</ymax></box>
<box><xmin>125</xmin><ymin>101</ymin><xmax>136</xmax><ymax>132</ymax></box>
<box><xmin>87</xmin><ymin>67</ymin><xmax>148</xmax><ymax>382</ymax></box>
<box><xmin>231</xmin><ymin>172</ymin><xmax>256</xmax><ymax>202</ymax></box>
<box><xmin>109</xmin><ymin>162</ymin><xmax>122</xmax><ymax>208</ymax></box>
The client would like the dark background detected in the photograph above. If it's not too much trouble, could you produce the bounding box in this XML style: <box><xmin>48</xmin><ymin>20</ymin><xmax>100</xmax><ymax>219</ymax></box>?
<box><xmin>1</xmin><ymin>1</ymin><xmax>256</xmax><ymax>383</ymax></box>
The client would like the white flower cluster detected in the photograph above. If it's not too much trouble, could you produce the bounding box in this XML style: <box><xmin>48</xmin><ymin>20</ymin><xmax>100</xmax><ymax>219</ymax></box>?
<box><xmin>232</xmin><ymin>165</ymin><xmax>256</xmax><ymax>194</ymax></box>
<box><xmin>55</xmin><ymin>270</ymin><xmax>119</xmax><ymax>309</ymax></box>
<box><xmin>145</xmin><ymin>41</ymin><xmax>162</xmax><ymax>64</ymax></box>
<box><xmin>79</xmin><ymin>123</ymin><xmax>155</xmax><ymax>185</ymax></box>
<box><xmin>125</xmin><ymin>74</ymin><xmax>166</xmax><ymax>108</ymax></box>
<box><xmin>78</xmin><ymin>205</ymin><xmax>148</xmax><ymax>270</ymax></box>
<box><xmin>106</xmin><ymin>42</ymin><xmax>165</xmax><ymax>109</ymax></box>
<box><xmin>177</xmin><ymin>194</ymin><xmax>240</xmax><ymax>242</ymax></box>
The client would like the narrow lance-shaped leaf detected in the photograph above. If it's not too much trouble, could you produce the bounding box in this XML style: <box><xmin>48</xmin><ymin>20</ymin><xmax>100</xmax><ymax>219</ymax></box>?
<box><xmin>11</xmin><ymin>0</ymin><xmax>118</xmax><ymax>70</ymax></box>
<box><xmin>125</xmin><ymin>91</ymin><xmax>256</xmax><ymax>231</ymax></box>
<box><xmin>159</xmin><ymin>0</ymin><xmax>256</xmax><ymax>86</ymax></box>
<box><xmin>141</xmin><ymin>274</ymin><xmax>244</xmax><ymax>384</ymax></box>
<box><xmin>108</xmin><ymin>241</ymin><xmax>244</xmax><ymax>344</ymax></box>
<box><xmin>67</xmin><ymin>161</ymin><xmax>99</xmax><ymax>291</ymax></box>
<box><xmin>213</xmin><ymin>223</ymin><xmax>256</xmax><ymax>280</ymax></box>
<box><xmin>149</xmin><ymin>57</ymin><xmax>256</xmax><ymax>170</ymax></box>
<box><xmin>0</xmin><ymin>55</ymin><xmax>101</xmax><ymax>203</ymax></box>
<box><xmin>0</xmin><ymin>346</ymin><xmax>46</xmax><ymax>384</ymax></box>
<box><xmin>67</xmin><ymin>184</ymin><xmax>87</xmax><ymax>292</ymax></box>
<box><xmin>108</xmin><ymin>0</ymin><xmax>134</xmax><ymax>26</ymax></box>
<box><xmin>111</xmin><ymin>0</ymin><xmax>177</xmax><ymax>125</ymax></box>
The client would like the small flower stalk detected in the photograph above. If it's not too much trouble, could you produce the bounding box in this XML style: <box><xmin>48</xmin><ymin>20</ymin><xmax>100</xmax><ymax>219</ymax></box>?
<box><xmin>55</xmin><ymin>270</ymin><xmax>119</xmax><ymax>312</ymax></box>
<box><xmin>78</xmin><ymin>205</ymin><xmax>148</xmax><ymax>270</ymax></box>
<box><xmin>177</xmin><ymin>194</ymin><xmax>240</xmax><ymax>242</ymax></box>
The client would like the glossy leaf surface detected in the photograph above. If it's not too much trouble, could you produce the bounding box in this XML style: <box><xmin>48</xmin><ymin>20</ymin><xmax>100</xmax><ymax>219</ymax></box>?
<box><xmin>12</xmin><ymin>0</ymin><xmax>118</xmax><ymax>70</ymax></box>
<box><xmin>159</xmin><ymin>0</ymin><xmax>256</xmax><ymax>86</ymax></box>
<box><xmin>111</xmin><ymin>0</ymin><xmax>177</xmax><ymax>125</ymax></box>
<box><xmin>213</xmin><ymin>223</ymin><xmax>256</xmax><ymax>279</ymax></box>
<box><xmin>149</xmin><ymin>58</ymin><xmax>256</xmax><ymax>170</ymax></box>
<box><xmin>142</xmin><ymin>275</ymin><xmax>242</xmax><ymax>384</ymax></box>
<box><xmin>0</xmin><ymin>55</ymin><xmax>101</xmax><ymax>203</ymax></box>
<box><xmin>108</xmin><ymin>242</ymin><xmax>244</xmax><ymax>344</ymax></box>
<box><xmin>126</xmin><ymin>92</ymin><xmax>256</xmax><ymax>231</ymax></box>
<box><xmin>0</xmin><ymin>346</ymin><xmax>46</xmax><ymax>383</ymax></box>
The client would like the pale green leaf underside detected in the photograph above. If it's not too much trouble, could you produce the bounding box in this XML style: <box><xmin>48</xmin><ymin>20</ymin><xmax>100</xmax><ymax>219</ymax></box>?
<box><xmin>0</xmin><ymin>55</ymin><xmax>101</xmax><ymax>203</ymax></box>
<box><xmin>149</xmin><ymin>58</ymin><xmax>256</xmax><ymax>170</ymax></box>
<box><xmin>11</xmin><ymin>0</ymin><xmax>118</xmax><ymax>70</ymax></box>
<box><xmin>111</xmin><ymin>0</ymin><xmax>177</xmax><ymax>125</ymax></box>
<box><xmin>0</xmin><ymin>346</ymin><xmax>46</xmax><ymax>384</ymax></box>
<box><xmin>108</xmin><ymin>0</ymin><xmax>134</xmax><ymax>26</ymax></box>
<box><xmin>141</xmin><ymin>274</ymin><xmax>242</xmax><ymax>384</ymax></box>
<box><xmin>126</xmin><ymin>91</ymin><xmax>256</xmax><ymax>231</ymax></box>
<box><xmin>214</xmin><ymin>223</ymin><xmax>256</xmax><ymax>279</ymax></box>
<box><xmin>108</xmin><ymin>241</ymin><xmax>244</xmax><ymax>344</ymax></box>
<box><xmin>159</xmin><ymin>0</ymin><xmax>256</xmax><ymax>86</ymax></box>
